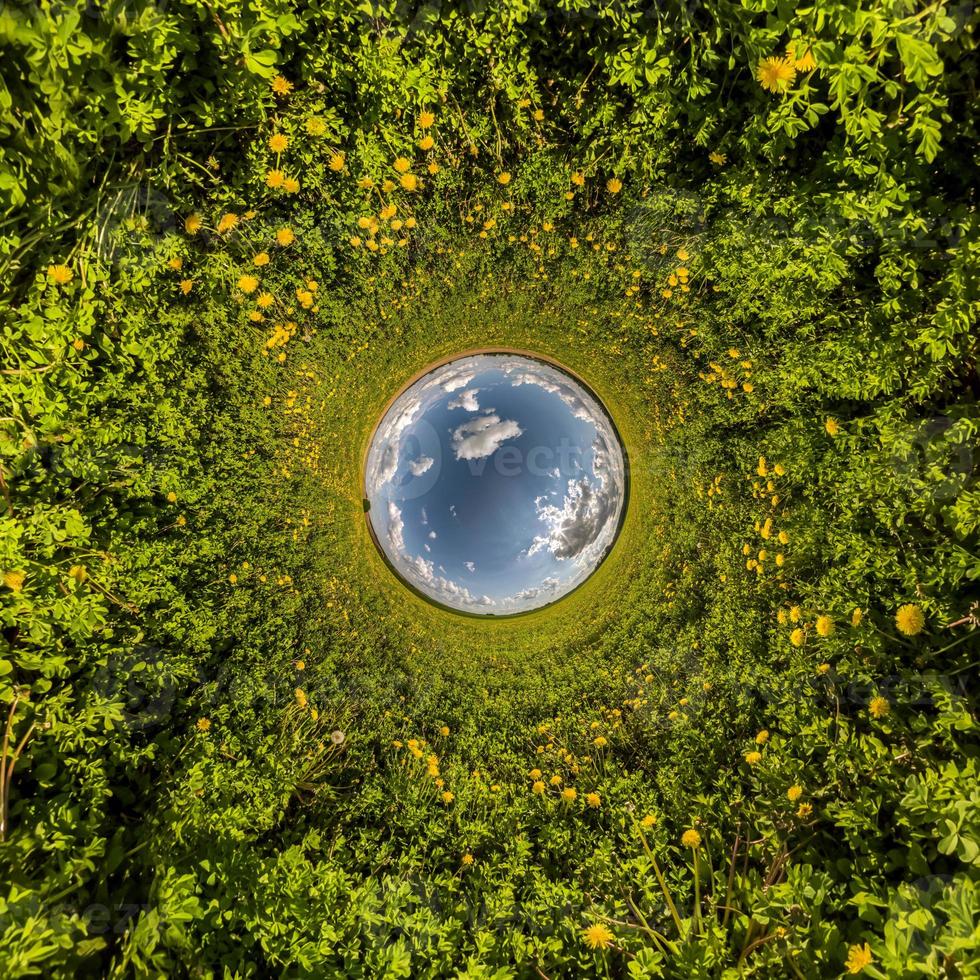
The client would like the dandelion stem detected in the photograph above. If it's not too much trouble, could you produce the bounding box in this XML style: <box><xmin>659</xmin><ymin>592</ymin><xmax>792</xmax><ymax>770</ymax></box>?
<box><xmin>635</xmin><ymin>824</ymin><xmax>685</xmax><ymax>936</ymax></box>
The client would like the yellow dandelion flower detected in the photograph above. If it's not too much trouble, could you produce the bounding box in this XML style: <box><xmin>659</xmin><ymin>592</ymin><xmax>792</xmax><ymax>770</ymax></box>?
<box><xmin>790</xmin><ymin>627</ymin><xmax>805</xmax><ymax>647</ymax></box>
<box><xmin>815</xmin><ymin>615</ymin><xmax>835</xmax><ymax>637</ymax></box>
<box><xmin>571</xmin><ymin>171</ymin><xmax>585</xmax><ymax>186</ymax></box>
<box><xmin>271</xmin><ymin>75</ymin><xmax>293</xmax><ymax>95</ymax></box>
<box><xmin>532</xmin><ymin>780</ymin><xmax>545</xmax><ymax>795</ymax></box>
<box><xmin>745</xmin><ymin>751</ymin><xmax>762</xmax><ymax>765</ymax></box>
<box><xmin>786</xmin><ymin>40</ymin><xmax>817</xmax><ymax>72</ymax></box>
<box><xmin>439</xmin><ymin>726</ymin><xmax>450</xmax><ymax>736</ymax></box>
<box><xmin>796</xmin><ymin>802</ymin><xmax>813</xmax><ymax>818</ymax></box>
<box><xmin>268</xmin><ymin>133</ymin><xmax>288</xmax><ymax>153</ymax></box>
<box><xmin>787</xmin><ymin>784</ymin><xmax>803</xmax><ymax>802</ymax></box>
<box><xmin>179</xmin><ymin>279</ymin><xmax>194</xmax><ymax>295</ymax></box>
<box><xmin>585</xmin><ymin>792</ymin><xmax>601</xmax><ymax>809</ymax></box>
<box><xmin>498</xmin><ymin>172</ymin><xmax>512</xmax><ymax>185</ymax></box>
<box><xmin>825</xmin><ymin>417</ymin><xmax>840</xmax><ymax>436</ymax></box>
<box><xmin>593</xmin><ymin>735</ymin><xmax>607</xmax><ymax>748</ymax></box>
<box><xmin>533</xmin><ymin>108</ymin><xmax>544</xmax><ymax>121</ymax></box>
<box><xmin>896</xmin><ymin>604</ymin><xmax>925</xmax><ymax>636</ymax></box>
<box><xmin>640</xmin><ymin>814</ymin><xmax>657</xmax><ymax>828</ymax></box>
<box><xmin>400</xmin><ymin>173</ymin><xmax>419</xmax><ymax>191</ymax></box>
<box><xmin>217</xmin><ymin>212</ymin><xmax>238</xmax><ymax>234</ymax></box>
<box><xmin>582</xmin><ymin>923</ymin><xmax>614</xmax><ymax>950</ymax></box>
<box><xmin>237</xmin><ymin>275</ymin><xmax>259</xmax><ymax>293</ymax></box>
<box><xmin>393</xmin><ymin>156</ymin><xmax>412</xmax><ymax>174</ymax></box>
<box><xmin>851</xmin><ymin>607</ymin><xmax>863</xmax><ymax>627</ymax></box>
<box><xmin>755</xmin><ymin>729</ymin><xmax>769</xmax><ymax>744</ymax></box>
<box><xmin>756</xmin><ymin>57</ymin><xmax>796</xmax><ymax>94</ymax></box>
<box><xmin>3</xmin><ymin>570</ymin><xmax>26</xmax><ymax>592</ymax></box>
<box><xmin>845</xmin><ymin>943</ymin><xmax>873</xmax><ymax>974</ymax></box>
<box><xmin>869</xmin><ymin>696</ymin><xmax>890</xmax><ymax>719</ymax></box>
<box><xmin>184</xmin><ymin>213</ymin><xmax>203</xmax><ymax>234</ymax></box>
<box><xmin>47</xmin><ymin>264</ymin><xmax>73</xmax><ymax>284</ymax></box>
<box><xmin>606</xmin><ymin>177</ymin><xmax>622</xmax><ymax>194</ymax></box>
<box><xmin>418</xmin><ymin>135</ymin><xmax>434</xmax><ymax>151</ymax></box>
<box><xmin>276</xmin><ymin>227</ymin><xmax>295</xmax><ymax>246</ymax></box>
<box><xmin>418</xmin><ymin>110</ymin><xmax>435</xmax><ymax>129</ymax></box>
<box><xmin>461</xmin><ymin>853</ymin><xmax>474</xmax><ymax>866</ymax></box>
<box><xmin>441</xmin><ymin>791</ymin><xmax>454</xmax><ymax>804</ymax></box>
<box><xmin>196</xmin><ymin>717</ymin><xmax>211</xmax><ymax>732</ymax></box>
<box><xmin>709</xmin><ymin>150</ymin><xmax>727</xmax><ymax>166</ymax></box>
<box><xmin>329</xmin><ymin>153</ymin><xmax>345</xmax><ymax>172</ymax></box>
<box><xmin>681</xmin><ymin>828</ymin><xmax>701</xmax><ymax>848</ymax></box>
<box><xmin>253</xmin><ymin>252</ymin><xmax>270</xmax><ymax>266</ymax></box>
<box><xmin>561</xmin><ymin>787</ymin><xmax>577</xmax><ymax>802</ymax></box>
<box><xmin>427</xmin><ymin>161</ymin><xmax>440</xmax><ymax>175</ymax></box>
<box><xmin>283</xmin><ymin>177</ymin><xmax>300</xmax><ymax>194</ymax></box>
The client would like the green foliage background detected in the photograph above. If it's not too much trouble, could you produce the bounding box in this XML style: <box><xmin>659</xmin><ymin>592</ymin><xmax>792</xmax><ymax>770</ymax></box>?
<box><xmin>1</xmin><ymin>1</ymin><xmax>978</xmax><ymax>977</ymax></box>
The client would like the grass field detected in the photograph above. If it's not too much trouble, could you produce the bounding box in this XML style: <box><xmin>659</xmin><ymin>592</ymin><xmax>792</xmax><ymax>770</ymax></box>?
<box><xmin>1</xmin><ymin>2</ymin><xmax>977</xmax><ymax>976</ymax></box>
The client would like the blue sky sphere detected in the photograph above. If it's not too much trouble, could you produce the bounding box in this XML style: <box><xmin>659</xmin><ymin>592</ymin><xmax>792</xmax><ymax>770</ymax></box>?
<box><xmin>364</xmin><ymin>353</ymin><xmax>628</xmax><ymax>614</ymax></box>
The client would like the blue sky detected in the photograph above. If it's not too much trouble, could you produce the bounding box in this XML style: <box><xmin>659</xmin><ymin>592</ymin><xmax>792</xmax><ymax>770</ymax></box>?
<box><xmin>365</xmin><ymin>354</ymin><xmax>626</xmax><ymax>614</ymax></box>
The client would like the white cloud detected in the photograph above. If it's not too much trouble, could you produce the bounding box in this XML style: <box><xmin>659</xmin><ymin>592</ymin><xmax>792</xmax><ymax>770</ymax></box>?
<box><xmin>529</xmin><ymin>471</ymin><xmax>618</xmax><ymax>564</ymax></box>
<box><xmin>452</xmin><ymin>413</ymin><xmax>523</xmax><ymax>460</ymax></box>
<box><xmin>443</xmin><ymin>372</ymin><xmax>475</xmax><ymax>393</ymax></box>
<box><xmin>368</xmin><ymin>397</ymin><xmax>423</xmax><ymax>492</ymax></box>
<box><xmin>464</xmin><ymin>561</ymin><xmax>475</xmax><ymax>572</ymax></box>
<box><xmin>429</xmin><ymin>530</ymin><xmax>437</xmax><ymax>539</ymax></box>
<box><xmin>501</xmin><ymin>576</ymin><xmax>563</xmax><ymax>606</ymax></box>
<box><xmin>448</xmin><ymin>388</ymin><xmax>481</xmax><ymax>412</ymax></box>
<box><xmin>387</xmin><ymin>501</ymin><xmax>405</xmax><ymax>554</ymax></box>
<box><xmin>404</xmin><ymin>555</ymin><xmax>495</xmax><ymax>608</ymax></box>
<box><xmin>409</xmin><ymin>455</ymin><xmax>434</xmax><ymax>476</ymax></box>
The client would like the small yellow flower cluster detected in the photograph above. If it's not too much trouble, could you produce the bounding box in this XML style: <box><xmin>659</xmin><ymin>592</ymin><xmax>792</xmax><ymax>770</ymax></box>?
<box><xmin>264</xmin><ymin>320</ymin><xmax>298</xmax><ymax>352</ymax></box>
<box><xmin>700</xmin><ymin>345</ymin><xmax>753</xmax><ymax>397</ymax></box>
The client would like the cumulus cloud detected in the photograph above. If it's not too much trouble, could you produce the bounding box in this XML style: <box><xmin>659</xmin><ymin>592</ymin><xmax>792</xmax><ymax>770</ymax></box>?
<box><xmin>404</xmin><ymin>555</ymin><xmax>495</xmax><ymax>608</ymax></box>
<box><xmin>452</xmin><ymin>413</ymin><xmax>523</xmax><ymax>460</ymax></box>
<box><xmin>464</xmin><ymin>561</ymin><xmax>476</xmax><ymax>572</ymax></box>
<box><xmin>409</xmin><ymin>455</ymin><xmax>434</xmax><ymax>476</ymax></box>
<box><xmin>387</xmin><ymin>501</ymin><xmax>405</xmax><ymax>554</ymax></box>
<box><xmin>429</xmin><ymin>530</ymin><xmax>437</xmax><ymax>539</ymax></box>
<box><xmin>448</xmin><ymin>388</ymin><xmax>481</xmax><ymax>412</ymax></box>
<box><xmin>501</xmin><ymin>576</ymin><xmax>563</xmax><ymax>606</ymax></box>
<box><xmin>529</xmin><ymin>472</ymin><xmax>619</xmax><ymax>563</ymax></box>
<box><xmin>368</xmin><ymin>397</ymin><xmax>423</xmax><ymax>492</ymax></box>
<box><xmin>443</xmin><ymin>372</ymin><xmax>475</xmax><ymax>392</ymax></box>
